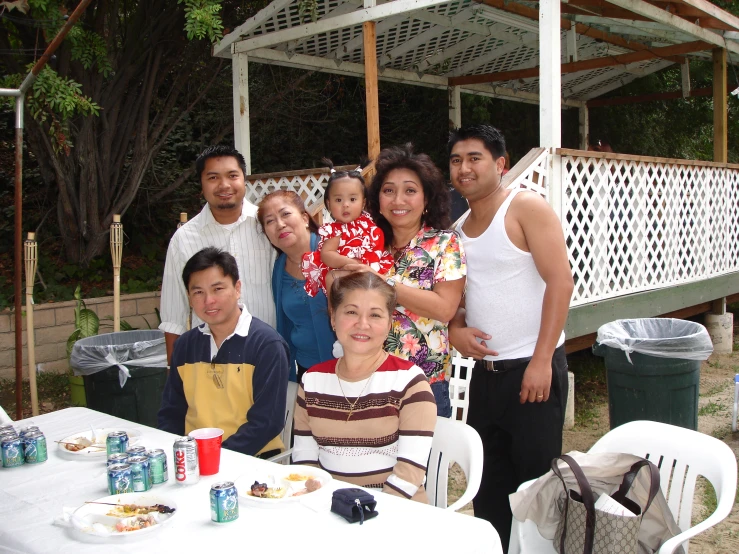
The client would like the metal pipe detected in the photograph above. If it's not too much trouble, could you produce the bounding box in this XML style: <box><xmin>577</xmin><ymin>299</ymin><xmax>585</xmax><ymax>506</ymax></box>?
<box><xmin>14</xmin><ymin>94</ymin><xmax>24</xmax><ymax>420</ymax></box>
<box><xmin>0</xmin><ymin>89</ymin><xmax>21</xmax><ymax>97</ymax></box>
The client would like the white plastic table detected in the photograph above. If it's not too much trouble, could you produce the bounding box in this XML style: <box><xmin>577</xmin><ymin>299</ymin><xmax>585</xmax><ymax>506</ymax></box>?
<box><xmin>0</xmin><ymin>407</ymin><xmax>501</xmax><ymax>554</ymax></box>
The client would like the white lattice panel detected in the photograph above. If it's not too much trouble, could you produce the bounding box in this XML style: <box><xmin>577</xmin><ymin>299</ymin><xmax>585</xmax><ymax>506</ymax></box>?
<box><xmin>246</xmin><ymin>174</ymin><xmax>327</xmax><ymax>213</ymax></box>
<box><xmin>507</xmin><ymin>148</ymin><xmax>550</xmax><ymax>199</ymax></box>
<box><xmin>561</xmin><ymin>154</ymin><xmax>739</xmax><ymax>306</ymax></box>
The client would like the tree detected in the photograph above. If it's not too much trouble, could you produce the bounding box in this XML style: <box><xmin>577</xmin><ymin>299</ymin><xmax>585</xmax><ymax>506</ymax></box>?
<box><xmin>1</xmin><ymin>0</ymin><xmax>229</xmax><ymax>264</ymax></box>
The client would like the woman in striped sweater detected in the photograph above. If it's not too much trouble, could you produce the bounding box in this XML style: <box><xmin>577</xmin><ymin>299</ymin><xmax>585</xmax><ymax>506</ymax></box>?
<box><xmin>292</xmin><ymin>272</ymin><xmax>437</xmax><ymax>503</ymax></box>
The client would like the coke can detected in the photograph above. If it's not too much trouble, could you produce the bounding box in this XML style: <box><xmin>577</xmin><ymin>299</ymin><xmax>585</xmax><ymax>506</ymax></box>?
<box><xmin>173</xmin><ymin>436</ymin><xmax>199</xmax><ymax>485</ymax></box>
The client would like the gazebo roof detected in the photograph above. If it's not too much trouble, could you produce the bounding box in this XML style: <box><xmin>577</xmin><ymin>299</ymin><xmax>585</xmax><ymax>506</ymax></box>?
<box><xmin>213</xmin><ymin>0</ymin><xmax>739</xmax><ymax>105</ymax></box>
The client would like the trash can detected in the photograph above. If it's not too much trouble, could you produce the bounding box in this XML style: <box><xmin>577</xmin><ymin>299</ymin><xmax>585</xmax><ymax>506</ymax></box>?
<box><xmin>593</xmin><ymin>318</ymin><xmax>713</xmax><ymax>431</ymax></box>
<box><xmin>70</xmin><ymin>330</ymin><xmax>168</xmax><ymax>427</ymax></box>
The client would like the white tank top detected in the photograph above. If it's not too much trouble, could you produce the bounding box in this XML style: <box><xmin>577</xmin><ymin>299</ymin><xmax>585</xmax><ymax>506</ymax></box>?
<box><xmin>457</xmin><ymin>188</ymin><xmax>565</xmax><ymax>360</ymax></box>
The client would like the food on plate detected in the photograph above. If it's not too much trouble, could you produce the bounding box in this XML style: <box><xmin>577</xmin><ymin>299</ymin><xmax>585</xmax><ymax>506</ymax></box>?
<box><xmin>65</xmin><ymin>438</ymin><xmax>92</xmax><ymax>451</ymax></box>
<box><xmin>115</xmin><ymin>514</ymin><xmax>158</xmax><ymax>532</ymax></box>
<box><xmin>248</xmin><ymin>480</ymin><xmax>286</xmax><ymax>499</ymax></box>
<box><xmin>305</xmin><ymin>478</ymin><xmax>322</xmax><ymax>492</ymax></box>
<box><xmin>285</xmin><ymin>473</ymin><xmax>310</xmax><ymax>481</ymax></box>
<box><xmin>291</xmin><ymin>478</ymin><xmax>323</xmax><ymax>497</ymax></box>
<box><xmin>103</xmin><ymin>503</ymin><xmax>176</xmax><ymax>516</ymax></box>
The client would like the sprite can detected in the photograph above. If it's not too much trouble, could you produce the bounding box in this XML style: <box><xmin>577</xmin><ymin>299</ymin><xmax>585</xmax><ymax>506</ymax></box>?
<box><xmin>106</xmin><ymin>431</ymin><xmax>129</xmax><ymax>455</ymax></box>
<box><xmin>107</xmin><ymin>453</ymin><xmax>129</xmax><ymax>467</ymax></box>
<box><xmin>210</xmin><ymin>482</ymin><xmax>239</xmax><ymax>523</ymax></box>
<box><xmin>146</xmin><ymin>449</ymin><xmax>168</xmax><ymax>484</ymax></box>
<box><xmin>107</xmin><ymin>463</ymin><xmax>134</xmax><ymax>495</ymax></box>
<box><xmin>125</xmin><ymin>446</ymin><xmax>147</xmax><ymax>457</ymax></box>
<box><xmin>0</xmin><ymin>425</ymin><xmax>17</xmax><ymax>436</ymax></box>
<box><xmin>22</xmin><ymin>431</ymin><xmax>47</xmax><ymax>464</ymax></box>
<box><xmin>127</xmin><ymin>455</ymin><xmax>153</xmax><ymax>492</ymax></box>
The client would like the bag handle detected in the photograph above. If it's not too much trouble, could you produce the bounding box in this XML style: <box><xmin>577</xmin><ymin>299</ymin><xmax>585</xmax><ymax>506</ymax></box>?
<box><xmin>551</xmin><ymin>454</ymin><xmax>596</xmax><ymax>554</ymax></box>
<box><xmin>612</xmin><ymin>459</ymin><xmax>661</xmax><ymax>515</ymax></box>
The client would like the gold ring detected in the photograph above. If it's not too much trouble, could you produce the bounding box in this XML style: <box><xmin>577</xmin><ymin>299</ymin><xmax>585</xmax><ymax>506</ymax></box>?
<box><xmin>536</xmin><ymin>395</ymin><xmax>543</xmax><ymax>398</ymax></box>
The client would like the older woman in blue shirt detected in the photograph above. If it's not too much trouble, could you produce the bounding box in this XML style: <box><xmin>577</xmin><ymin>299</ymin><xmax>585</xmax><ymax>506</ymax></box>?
<box><xmin>257</xmin><ymin>191</ymin><xmax>336</xmax><ymax>382</ymax></box>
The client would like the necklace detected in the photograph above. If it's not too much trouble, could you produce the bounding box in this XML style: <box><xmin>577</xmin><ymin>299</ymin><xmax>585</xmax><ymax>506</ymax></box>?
<box><xmin>335</xmin><ymin>353</ymin><xmax>386</xmax><ymax>421</ymax></box>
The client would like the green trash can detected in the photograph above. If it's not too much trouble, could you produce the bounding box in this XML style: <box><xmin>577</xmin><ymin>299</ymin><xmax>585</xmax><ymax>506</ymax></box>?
<box><xmin>70</xmin><ymin>331</ymin><xmax>168</xmax><ymax>427</ymax></box>
<box><xmin>593</xmin><ymin>318</ymin><xmax>713</xmax><ymax>431</ymax></box>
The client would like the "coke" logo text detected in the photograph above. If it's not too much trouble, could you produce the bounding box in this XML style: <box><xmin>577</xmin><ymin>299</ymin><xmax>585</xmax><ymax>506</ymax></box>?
<box><xmin>175</xmin><ymin>450</ymin><xmax>186</xmax><ymax>481</ymax></box>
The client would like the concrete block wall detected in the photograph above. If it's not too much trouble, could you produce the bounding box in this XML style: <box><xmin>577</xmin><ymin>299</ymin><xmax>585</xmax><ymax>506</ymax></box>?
<box><xmin>0</xmin><ymin>291</ymin><xmax>161</xmax><ymax>380</ymax></box>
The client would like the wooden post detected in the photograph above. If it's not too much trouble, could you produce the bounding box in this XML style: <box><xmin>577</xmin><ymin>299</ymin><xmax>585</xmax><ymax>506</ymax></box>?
<box><xmin>578</xmin><ymin>105</ymin><xmax>589</xmax><ymax>150</ymax></box>
<box><xmin>24</xmin><ymin>232</ymin><xmax>38</xmax><ymax>416</ymax></box>
<box><xmin>110</xmin><ymin>215</ymin><xmax>123</xmax><ymax>332</ymax></box>
<box><xmin>363</xmin><ymin>20</ymin><xmax>380</xmax><ymax>162</ymax></box>
<box><xmin>713</xmin><ymin>48</ymin><xmax>728</xmax><ymax>163</ymax></box>
<box><xmin>448</xmin><ymin>85</ymin><xmax>462</xmax><ymax>130</ymax></box>
<box><xmin>232</xmin><ymin>53</ymin><xmax>252</xmax><ymax>174</ymax></box>
<box><xmin>539</xmin><ymin>0</ymin><xmax>561</xmax><ymax>149</ymax></box>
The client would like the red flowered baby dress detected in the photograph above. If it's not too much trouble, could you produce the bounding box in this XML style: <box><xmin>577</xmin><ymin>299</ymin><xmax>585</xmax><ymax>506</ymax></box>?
<box><xmin>301</xmin><ymin>212</ymin><xmax>393</xmax><ymax>297</ymax></box>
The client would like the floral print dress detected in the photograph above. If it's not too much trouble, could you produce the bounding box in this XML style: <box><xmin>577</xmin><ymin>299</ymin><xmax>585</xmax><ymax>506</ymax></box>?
<box><xmin>301</xmin><ymin>212</ymin><xmax>394</xmax><ymax>297</ymax></box>
<box><xmin>385</xmin><ymin>226</ymin><xmax>466</xmax><ymax>385</ymax></box>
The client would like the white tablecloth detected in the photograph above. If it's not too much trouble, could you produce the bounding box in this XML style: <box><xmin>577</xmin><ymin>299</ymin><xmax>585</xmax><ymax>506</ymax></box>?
<box><xmin>0</xmin><ymin>408</ymin><xmax>501</xmax><ymax>554</ymax></box>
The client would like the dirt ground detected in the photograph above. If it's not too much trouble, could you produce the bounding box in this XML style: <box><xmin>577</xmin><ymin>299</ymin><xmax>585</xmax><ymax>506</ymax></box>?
<box><xmin>448</xmin><ymin>344</ymin><xmax>739</xmax><ymax>553</ymax></box>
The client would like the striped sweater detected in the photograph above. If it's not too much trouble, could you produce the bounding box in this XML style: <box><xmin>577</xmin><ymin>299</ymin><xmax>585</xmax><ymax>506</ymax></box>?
<box><xmin>292</xmin><ymin>355</ymin><xmax>437</xmax><ymax>503</ymax></box>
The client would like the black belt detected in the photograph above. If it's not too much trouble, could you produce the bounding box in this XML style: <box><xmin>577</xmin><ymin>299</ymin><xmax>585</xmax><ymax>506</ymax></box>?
<box><xmin>479</xmin><ymin>355</ymin><xmax>533</xmax><ymax>373</ymax></box>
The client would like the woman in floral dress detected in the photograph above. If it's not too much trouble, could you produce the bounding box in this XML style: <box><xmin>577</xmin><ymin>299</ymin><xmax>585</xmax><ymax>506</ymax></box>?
<box><xmin>347</xmin><ymin>144</ymin><xmax>466</xmax><ymax>417</ymax></box>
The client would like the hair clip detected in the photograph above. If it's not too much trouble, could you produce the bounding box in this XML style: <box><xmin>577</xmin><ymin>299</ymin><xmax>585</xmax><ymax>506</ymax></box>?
<box><xmin>330</xmin><ymin>168</ymin><xmax>336</xmax><ymax>174</ymax></box>
<box><xmin>354</xmin><ymin>166</ymin><xmax>362</xmax><ymax>172</ymax></box>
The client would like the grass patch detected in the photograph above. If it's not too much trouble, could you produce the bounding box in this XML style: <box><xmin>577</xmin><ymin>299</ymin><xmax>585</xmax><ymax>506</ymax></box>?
<box><xmin>568</xmin><ymin>350</ymin><xmax>608</xmax><ymax>428</ymax></box>
<box><xmin>710</xmin><ymin>423</ymin><xmax>733</xmax><ymax>440</ymax></box>
<box><xmin>699</xmin><ymin>401</ymin><xmax>727</xmax><ymax>417</ymax></box>
<box><xmin>0</xmin><ymin>373</ymin><xmax>73</xmax><ymax>420</ymax></box>
<box><xmin>701</xmin><ymin>382</ymin><xmax>729</xmax><ymax>397</ymax></box>
<box><xmin>694</xmin><ymin>476</ymin><xmax>719</xmax><ymax>524</ymax></box>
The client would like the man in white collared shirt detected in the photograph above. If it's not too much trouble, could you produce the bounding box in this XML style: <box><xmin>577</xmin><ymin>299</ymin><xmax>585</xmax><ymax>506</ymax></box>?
<box><xmin>160</xmin><ymin>146</ymin><xmax>276</xmax><ymax>361</ymax></box>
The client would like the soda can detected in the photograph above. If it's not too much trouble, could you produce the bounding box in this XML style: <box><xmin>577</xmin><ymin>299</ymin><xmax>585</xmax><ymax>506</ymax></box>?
<box><xmin>107</xmin><ymin>463</ymin><xmax>134</xmax><ymax>495</ymax></box>
<box><xmin>107</xmin><ymin>453</ymin><xmax>129</xmax><ymax>467</ymax></box>
<box><xmin>106</xmin><ymin>431</ymin><xmax>129</xmax><ymax>456</ymax></box>
<box><xmin>127</xmin><ymin>455</ymin><xmax>153</xmax><ymax>492</ymax></box>
<box><xmin>22</xmin><ymin>431</ymin><xmax>47</xmax><ymax>464</ymax></box>
<box><xmin>173</xmin><ymin>436</ymin><xmax>199</xmax><ymax>485</ymax></box>
<box><xmin>146</xmin><ymin>449</ymin><xmax>168</xmax><ymax>484</ymax></box>
<box><xmin>0</xmin><ymin>431</ymin><xmax>17</xmax><ymax>443</ymax></box>
<box><xmin>210</xmin><ymin>482</ymin><xmax>239</xmax><ymax>523</ymax></box>
<box><xmin>18</xmin><ymin>426</ymin><xmax>40</xmax><ymax>439</ymax></box>
<box><xmin>1</xmin><ymin>437</ymin><xmax>24</xmax><ymax>468</ymax></box>
<box><xmin>125</xmin><ymin>446</ymin><xmax>147</xmax><ymax>457</ymax></box>
<box><xmin>0</xmin><ymin>425</ymin><xmax>17</xmax><ymax>436</ymax></box>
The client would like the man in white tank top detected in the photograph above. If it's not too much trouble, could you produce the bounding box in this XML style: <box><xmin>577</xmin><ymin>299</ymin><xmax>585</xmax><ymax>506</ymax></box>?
<box><xmin>448</xmin><ymin>125</ymin><xmax>574</xmax><ymax>551</ymax></box>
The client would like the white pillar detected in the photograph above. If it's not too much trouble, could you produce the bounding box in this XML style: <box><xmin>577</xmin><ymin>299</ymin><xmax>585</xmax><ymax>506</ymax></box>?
<box><xmin>579</xmin><ymin>105</ymin><xmax>589</xmax><ymax>150</ymax></box>
<box><xmin>232</xmin><ymin>52</ymin><xmax>252</xmax><ymax>175</ymax></box>
<box><xmin>539</xmin><ymin>0</ymin><xmax>561</xmax><ymax>149</ymax></box>
<box><xmin>448</xmin><ymin>85</ymin><xmax>462</xmax><ymax>129</ymax></box>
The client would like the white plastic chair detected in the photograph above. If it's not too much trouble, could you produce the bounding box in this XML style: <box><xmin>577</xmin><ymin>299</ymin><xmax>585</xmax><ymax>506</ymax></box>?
<box><xmin>0</xmin><ymin>404</ymin><xmax>11</xmax><ymax>425</ymax></box>
<box><xmin>268</xmin><ymin>381</ymin><xmax>299</xmax><ymax>464</ymax></box>
<box><xmin>449</xmin><ymin>349</ymin><xmax>475</xmax><ymax>423</ymax></box>
<box><xmin>426</xmin><ymin>416</ymin><xmax>483</xmax><ymax>511</ymax></box>
<box><xmin>509</xmin><ymin>420</ymin><xmax>738</xmax><ymax>554</ymax></box>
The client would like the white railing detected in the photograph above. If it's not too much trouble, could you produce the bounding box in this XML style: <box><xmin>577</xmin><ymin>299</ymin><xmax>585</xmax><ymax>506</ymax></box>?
<box><xmin>244</xmin><ymin>150</ymin><xmax>739</xmax><ymax>312</ymax></box>
<box><xmin>557</xmin><ymin>150</ymin><xmax>739</xmax><ymax>307</ymax></box>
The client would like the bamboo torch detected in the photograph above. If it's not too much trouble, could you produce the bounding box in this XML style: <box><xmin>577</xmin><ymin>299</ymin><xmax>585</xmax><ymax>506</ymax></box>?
<box><xmin>110</xmin><ymin>215</ymin><xmax>123</xmax><ymax>332</ymax></box>
<box><xmin>24</xmin><ymin>232</ymin><xmax>39</xmax><ymax>416</ymax></box>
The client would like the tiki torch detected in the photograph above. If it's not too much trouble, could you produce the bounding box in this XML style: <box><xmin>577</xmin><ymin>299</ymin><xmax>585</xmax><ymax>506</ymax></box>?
<box><xmin>178</xmin><ymin>212</ymin><xmax>188</xmax><ymax>229</ymax></box>
<box><xmin>110</xmin><ymin>215</ymin><xmax>123</xmax><ymax>332</ymax></box>
<box><xmin>24</xmin><ymin>232</ymin><xmax>39</xmax><ymax>416</ymax></box>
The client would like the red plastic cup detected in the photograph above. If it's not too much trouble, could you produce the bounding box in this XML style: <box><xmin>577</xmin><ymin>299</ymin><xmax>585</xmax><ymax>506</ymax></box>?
<box><xmin>189</xmin><ymin>428</ymin><xmax>224</xmax><ymax>476</ymax></box>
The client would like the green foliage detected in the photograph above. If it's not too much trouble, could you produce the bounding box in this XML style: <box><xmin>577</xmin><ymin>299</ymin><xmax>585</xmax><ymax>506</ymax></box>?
<box><xmin>68</xmin><ymin>27</ymin><xmax>113</xmax><ymax>77</ymax></box>
<box><xmin>178</xmin><ymin>0</ymin><xmax>224</xmax><ymax>42</ymax></box>
<box><xmin>298</xmin><ymin>0</ymin><xmax>318</xmax><ymax>22</ymax></box>
<box><xmin>66</xmin><ymin>285</ymin><xmax>100</xmax><ymax>358</ymax></box>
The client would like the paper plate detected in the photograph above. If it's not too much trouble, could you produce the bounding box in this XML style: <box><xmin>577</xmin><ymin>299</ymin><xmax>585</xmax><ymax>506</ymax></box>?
<box><xmin>71</xmin><ymin>492</ymin><xmax>177</xmax><ymax>538</ymax></box>
<box><xmin>58</xmin><ymin>428</ymin><xmax>142</xmax><ymax>457</ymax></box>
<box><xmin>235</xmin><ymin>465</ymin><xmax>332</xmax><ymax>507</ymax></box>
